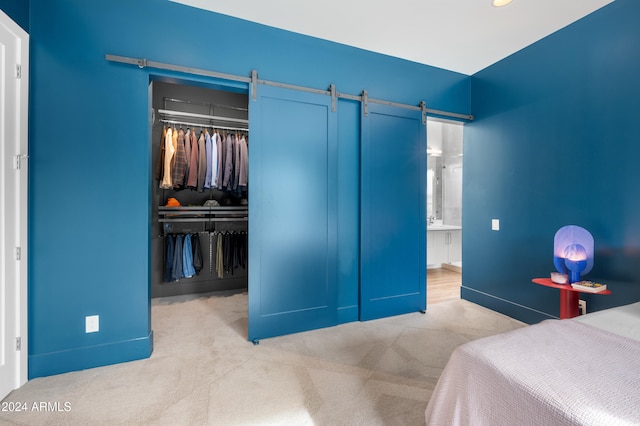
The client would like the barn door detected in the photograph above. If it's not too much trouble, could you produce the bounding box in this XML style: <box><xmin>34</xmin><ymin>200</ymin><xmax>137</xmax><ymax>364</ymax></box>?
<box><xmin>248</xmin><ymin>84</ymin><xmax>338</xmax><ymax>341</ymax></box>
<box><xmin>360</xmin><ymin>101</ymin><xmax>426</xmax><ymax>320</ymax></box>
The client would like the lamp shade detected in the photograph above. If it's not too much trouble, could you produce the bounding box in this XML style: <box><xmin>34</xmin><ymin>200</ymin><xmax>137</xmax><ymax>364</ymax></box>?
<box><xmin>553</xmin><ymin>225</ymin><xmax>594</xmax><ymax>282</ymax></box>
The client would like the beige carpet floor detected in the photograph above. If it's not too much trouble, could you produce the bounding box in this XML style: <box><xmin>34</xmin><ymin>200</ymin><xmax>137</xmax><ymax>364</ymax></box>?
<box><xmin>0</xmin><ymin>291</ymin><xmax>524</xmax><ymax>425</ymax></box>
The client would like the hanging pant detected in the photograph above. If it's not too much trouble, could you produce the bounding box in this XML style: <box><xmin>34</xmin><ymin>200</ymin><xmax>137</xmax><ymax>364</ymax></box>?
<box><xmin>171</xmin><ymin>234</ymin><xmax>184</xmax><ymax>281</ymax></box>
<box><xmin>182</xmin><ymin>234</ymin><xmax>196</xmax><ymax>278</ymax></box>
<box><xmin>216</xmin><ymin>233</ymin><xmax>224</xmax><ymax>279</ymax></box>
<box><xmin>165</xmin><ymin>234</ymin><xmax>175</xmax><ymax>282</ymax></box>
<box><xmin>192</xmin><ymin>233</ymin><xmax>202</xmax><ymax>275</ymax></box>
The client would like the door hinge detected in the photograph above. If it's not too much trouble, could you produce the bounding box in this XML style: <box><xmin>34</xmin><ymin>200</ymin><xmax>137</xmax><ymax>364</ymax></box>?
<box><xmin>15</xmin><ymin>247</ymin><xmax>21</xmax><ymax>261</ymax></box>
<box><xmin>16</xmin><ymin>337</ymin><xmax>21</xmax><ymax>351</ymax></box>
<box><xmin>16</xmin><ymin>64</ymin><xmax>21</xmax><ymax>79</ymax></box>
<box><xmin>14</xmin><ymin>154</ymin><xmax>28</xmax><ymax>170</ymax></box>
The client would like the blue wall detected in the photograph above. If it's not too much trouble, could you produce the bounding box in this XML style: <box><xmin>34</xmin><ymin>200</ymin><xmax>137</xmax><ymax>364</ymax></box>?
<box><xmin>0</xmin><ymin>0</ymin><xmax>29</xmax><ymax>32</ymax></box>
<box><xmin>28</xmin><ymin>0</ymin><xmax>470</xmax><ymax>377</ymax></box>
<box><xmin>463</xmin><ymin>0</ymin><xmax>640</xmax><ymax>323</ymax></box>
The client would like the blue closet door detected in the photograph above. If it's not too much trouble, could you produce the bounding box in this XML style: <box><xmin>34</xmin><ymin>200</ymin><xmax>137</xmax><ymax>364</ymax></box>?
<box><xmin>360</xmin><ymin>102</ymin><xmax>426</xmax><ymax>320</ymax></box>
<box><xmin>248</xmin><ymin>84</ymin><xmax>338</xmax><ymax>341</ymax></box>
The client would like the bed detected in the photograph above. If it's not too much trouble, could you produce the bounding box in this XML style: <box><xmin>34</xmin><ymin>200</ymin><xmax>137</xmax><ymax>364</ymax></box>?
<box><xmin>425</xmin><ymin>302</ymin><xmax>640</xmax><ymax>425</ymax></box>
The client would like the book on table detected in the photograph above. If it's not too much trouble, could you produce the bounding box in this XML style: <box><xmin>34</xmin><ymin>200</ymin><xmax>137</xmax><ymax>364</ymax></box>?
<box><xmin>571</xmin><ymin>281</ymin><xmax>607</xmax><ymax>293</ymax></box>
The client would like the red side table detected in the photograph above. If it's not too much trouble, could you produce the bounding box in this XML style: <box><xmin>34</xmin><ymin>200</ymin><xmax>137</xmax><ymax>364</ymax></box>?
<box><xmin>532</xmin><ymin>278</ymin><xmax>612</xmax><ymax>319</ymax></box>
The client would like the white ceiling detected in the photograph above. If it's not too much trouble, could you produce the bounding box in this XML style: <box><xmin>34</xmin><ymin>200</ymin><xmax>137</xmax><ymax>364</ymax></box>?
<box><xmin>171</xmin><ymin>0</ymin><xmax>614</xmax><ymax>75</ymax></box>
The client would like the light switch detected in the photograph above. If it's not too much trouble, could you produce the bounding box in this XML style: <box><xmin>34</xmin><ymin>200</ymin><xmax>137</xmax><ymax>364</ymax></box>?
<box><xmin>492</xmin><ymin>219</ymin><xmax>500</xmax><ymax>231</ymax></box>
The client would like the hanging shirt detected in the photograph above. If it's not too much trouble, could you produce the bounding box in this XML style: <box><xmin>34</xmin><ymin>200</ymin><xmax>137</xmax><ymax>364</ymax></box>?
<box><xmin>160</xmin><ymin>127</ymin><xmax>174</xmax><ymax>189</ymax></box>
<box><xmin>184</xmin><ymin>129</ymin><xmax>191</xmax><ymax>180</ymax></box>
<box><xmin>172</xmin><ymin>129</ymin><xmax>187</xmax><ymax>189</ymax></box>
<box><xmin>171</xmin><ymin>126</ymin><xmax>178</xmax><ymax>175</ymax></box>
<box><xmin>216</xmin><ymin>132</ymin><xmax>225</xmax><ymax>190</ymax></box>
<box><xmin>186</xmin><ymin>129</ymin><xmax>199</xmax><ymax>189</ymax></box>
<box><xmin>172</xmin><ymin>126</ymin><xmax>178</xmax><ymax>153</ymax></box>
<box><xmin>197</xmin><ymin>132</ymin><xmax>207</xmax><ymax>192</ymax></box>
<box><xmin>237</xmin><ymin>135</ymin><xmax>249</xmax><ymax>192</ymax></box>
<box><xmin>204</xmin><ymin>130</ymin><xmax>213</xmax><ymax>189</ymax></box>
<box><xmin>233</xmin><ymin>133</ymin><xmax>241</xmax><ymax>191</ymax></box>
<box><xmin>210</xmin><ymin>132</ymin><xmax>219</xmax><ymax>188</ymax></box>
<box><xmin>223</xmin><ymin>133</ymin><xmax>235</xmax><ymax>191</ymax></box>
<box><xmin>155</xmin><ymin>126</ymin><xmax>167</xmax><ymax>181</ymax></box>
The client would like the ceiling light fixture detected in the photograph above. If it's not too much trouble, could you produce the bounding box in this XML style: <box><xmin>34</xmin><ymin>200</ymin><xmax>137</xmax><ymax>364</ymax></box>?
<box><xmin>493</xmin><ymin>0</ymin><xmax>513</xmax><ymax>6</ymax></box>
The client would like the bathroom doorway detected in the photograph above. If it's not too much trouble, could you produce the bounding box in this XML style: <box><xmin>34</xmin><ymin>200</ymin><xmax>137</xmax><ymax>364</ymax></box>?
<box><xmin>426</xmin><ymin>118</ymin><xmax>463</xmax><ymax>304</ymax></box>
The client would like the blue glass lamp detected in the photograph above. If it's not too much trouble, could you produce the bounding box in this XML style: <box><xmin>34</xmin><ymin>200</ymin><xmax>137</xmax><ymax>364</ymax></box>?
<box><xmin>553</xmin><ymin>225</ymin><xmax>594</xmax><ymax>284</ymax></box>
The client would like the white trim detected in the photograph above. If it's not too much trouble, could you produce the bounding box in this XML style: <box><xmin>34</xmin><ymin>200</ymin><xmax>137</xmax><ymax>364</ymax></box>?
<box><xmin>0</xmin><ymin>8</ymin><xmax>29</xmax><ymax>397</ymax></box>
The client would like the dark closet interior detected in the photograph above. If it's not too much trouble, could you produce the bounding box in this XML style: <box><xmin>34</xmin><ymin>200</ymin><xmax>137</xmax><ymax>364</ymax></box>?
<box><xmin>151</xmin><ymin>80</ymin><xmax>249</xmax><ymax>298</ymax></box>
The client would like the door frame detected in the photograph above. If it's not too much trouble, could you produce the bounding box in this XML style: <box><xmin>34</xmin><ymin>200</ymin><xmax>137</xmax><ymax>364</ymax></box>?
<box><xmin>0</xmin><ymin>8</ymin><xmax>29</xmax><ymax>398</ymax></box>
<box><xmin>146</xmin><ymin>72</ymin><xmax>250</xmax><ymax>341</ymax></box>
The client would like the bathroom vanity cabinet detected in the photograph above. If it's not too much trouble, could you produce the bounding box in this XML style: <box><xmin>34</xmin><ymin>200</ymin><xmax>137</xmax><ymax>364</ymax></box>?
<box><xmin>427</xmin><ymin>227</ymin><xmax>461</xmax><ymax>268</ymax></box>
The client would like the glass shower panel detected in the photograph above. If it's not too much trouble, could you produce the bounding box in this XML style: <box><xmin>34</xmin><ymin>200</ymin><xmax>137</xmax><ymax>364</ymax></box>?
<box><xmin>443</xmin><ymin>122</ymin><xmax>463</xmax><ymax>226</ymax></box>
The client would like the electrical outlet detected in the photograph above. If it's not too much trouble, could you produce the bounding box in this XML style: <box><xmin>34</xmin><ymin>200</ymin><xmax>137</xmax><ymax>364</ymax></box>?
<box><xmin>491</xmin><ymin>219</ymin><xmax>500</xmax><ymax>231</ymax></box>
<box><xmin>86</xmin><ymin>315</ymin><xmax>100</xmax><ymax>333</ymax></box>
<box><xmin>578</xmin><ymin>300</ymin><xmax>586</xmax><ymax>315</ymax></box>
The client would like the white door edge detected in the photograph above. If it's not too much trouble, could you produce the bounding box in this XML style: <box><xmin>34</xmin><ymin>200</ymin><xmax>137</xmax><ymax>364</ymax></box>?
<box><xmin>0</xmin><ymin>8</ymin><xmax>29</xmax><ymax>400</ymax></box>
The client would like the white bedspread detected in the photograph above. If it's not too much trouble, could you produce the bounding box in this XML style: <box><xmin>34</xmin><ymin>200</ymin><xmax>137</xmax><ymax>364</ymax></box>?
<box><xmin>425</xmin><ymin>319</ymin><xmax>640</xmax><ymax>425</ymax></box>
<box><xmin>575</xmin><ymin>301</ymin><xmax>640</xmax><ymax>341</ymax></box>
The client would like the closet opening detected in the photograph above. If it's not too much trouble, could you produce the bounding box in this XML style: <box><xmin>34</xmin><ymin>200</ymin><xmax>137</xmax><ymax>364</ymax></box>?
<box><xmin>149</xmin><ymin>77</ymin><xmax>250</xmax><ymax>335</ymax></box>
<box><xmin>426</xmin><ymin>118</ymin><xmax>463</xmax><ymax>305</ymax></box>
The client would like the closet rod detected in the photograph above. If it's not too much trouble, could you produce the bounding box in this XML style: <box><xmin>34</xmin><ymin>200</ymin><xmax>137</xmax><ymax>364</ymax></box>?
<box><xmin>158</xmin><ymin>206</ymin><xmax>248</xmax><ymax>212</ymax></box>
<box><xmin>164</xmin><ymin>97</ymin><xmax>248</xmax><ymax>112</ymax></box>
<box><xmin>160</xmin><ymin>119</ymin><xmax>248</xmax><ymax>132</ymax></box>
<box><xmin>159</xmin><ymin>109</ymin><xmax>248</xmax><ymax>125</ymax></box>
<box><xmin>159</xmin><ymin>218</ymin><xmax>248</xmax><ymax>223</ymax></box>
<box><xmin>106</xmin><ymin>54</ymin><xmax>474</xmax><ymax>121</ymax></box>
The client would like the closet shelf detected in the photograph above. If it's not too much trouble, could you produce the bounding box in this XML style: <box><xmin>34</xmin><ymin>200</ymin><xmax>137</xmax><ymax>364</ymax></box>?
<box><xmin>158</xmin><ymin>206</ymin><xmax>248</xmax><ymax>223</ymax></box>
<box><xmin>158</xmin><ymin>109</ymin><xmax>248</xmax><ymax>125</ymax></box>
<box><xmin>155</xmin><ymin>107</ymin><xmax>249</xmax><ymax>132</ymax></box>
